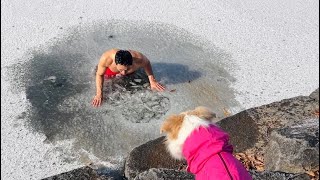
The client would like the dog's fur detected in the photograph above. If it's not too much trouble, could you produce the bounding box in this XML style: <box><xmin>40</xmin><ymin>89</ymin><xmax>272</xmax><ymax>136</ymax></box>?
<box><xmin>160</xmin><ymin>106</ymin><xmax>216</xmax><ymax>159</ymax></box>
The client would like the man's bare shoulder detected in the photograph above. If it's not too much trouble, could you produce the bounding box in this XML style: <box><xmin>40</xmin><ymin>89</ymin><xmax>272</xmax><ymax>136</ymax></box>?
<box><xmin>129</xmin><ymin>50</ymin><xmax>147</xmax><ymax>64</ymax></box>
<box><xmin>129</xmin><ymin>50</ymin><xmax>143</xmax><ymax>58</ymax></box>
<box><xmin>99</xmin><ymin>49</ymin><xmax>118</xmax><ymax>65</ymax></box>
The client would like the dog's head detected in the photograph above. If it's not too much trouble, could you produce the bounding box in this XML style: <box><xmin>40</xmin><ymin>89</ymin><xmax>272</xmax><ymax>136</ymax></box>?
<box><xmin>161</xmin><ymin>106</ymin><xmax>216</xmax><ymax>139</ymax></box>
<box><xmin>160</xmin><ymin>106</ymin><xmax>216</xmax><ymax>159</ymax></box>
<box><xmin>160</xmin><ymin>114</ymin><xmax>185</xmax><ymax>141</ymax></box>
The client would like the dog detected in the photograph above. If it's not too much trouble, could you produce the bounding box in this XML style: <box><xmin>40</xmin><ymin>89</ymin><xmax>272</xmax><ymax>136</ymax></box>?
<box><xmin>161</xmin><ymin>106</ymin><xmax>252</xmax><ymax>180</ymax></box>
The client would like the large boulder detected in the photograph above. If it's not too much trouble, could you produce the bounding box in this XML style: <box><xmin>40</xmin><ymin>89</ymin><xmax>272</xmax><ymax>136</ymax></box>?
<box><xmin>124</xmin><ymin>136</ymin><xmax>187</xmax><ymax>180</ymax></box>
<box><xmin>41</xmin><ymin>166</ymin><xmax>119</xmax><ymax>180</ymax></box>
<box><xmin>134</xmin><ymin>168</ymin><xmax>311</xmax><ymax>180</ymax></box>
<box><xmin>309</xmin><ymin>88</ymin><xmax>319</xmax><ymax>101</ymax></box>
<box><xmin>265</xmin><ymin>118</ymin><xmax>319</xmax><ymax>173</ymax></box>
<box><xmin>134</xmin><ymin>168</ymin><xmax>194</xmax><ymax>180</ymax></box>
<box><xmin>217</xmin><ymin>95</ymin><xmax>319</xmax><ymax>155</ymax></box>
<box><xmin>133</xmin><ymin>168</ymin><xmax>311</xmax><ymax>180</ymax></box>
<box><xmin>216</xmin><ymin>110</ymin><xmax>259</xmax><ymax>152</ymax></box>
<box><xmin>249</xmin><ymin>170</ymin><xmax>310</xmax><ymax>180</ymax></box>
<box><xmin>42</xmin><ymin>166</ymin><xmax>311</xmax><ymax>180</ymax></box>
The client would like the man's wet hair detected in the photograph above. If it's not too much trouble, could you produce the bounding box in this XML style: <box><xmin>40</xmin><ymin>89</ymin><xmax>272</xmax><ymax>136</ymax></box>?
<box><xmin>115</xmin><ymin>50</ymin><xmax>133</xmax><ymax>66</ymax></box>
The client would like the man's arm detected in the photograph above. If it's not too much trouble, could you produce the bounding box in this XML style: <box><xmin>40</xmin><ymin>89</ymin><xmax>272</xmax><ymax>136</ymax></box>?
<box><xmin>140</xmin><ymin>54</ymin><xmax>165</xmax><ymax>91</ymax></box>
<box><xmin>92</xmin><ymin>53</ymin><xmax>111</xmax><ymax>107</ymax></box>
<box><xmin>95</xmin><ymin>65</ymin><xmax>105</xmax><ymax>96</ymax></box>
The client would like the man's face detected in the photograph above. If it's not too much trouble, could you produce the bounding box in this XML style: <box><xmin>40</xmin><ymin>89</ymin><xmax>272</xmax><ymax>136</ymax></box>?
<box><xmin>116</xmin><ymin>64</ymin><xmax>129</xmax><ymax>75</ymax></box>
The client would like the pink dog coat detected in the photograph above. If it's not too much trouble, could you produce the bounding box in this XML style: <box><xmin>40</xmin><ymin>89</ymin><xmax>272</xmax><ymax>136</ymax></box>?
<box><xmin>182</xmin><ymin>124</ymin><xmax>252</xmax><ymax>180</ymax></box>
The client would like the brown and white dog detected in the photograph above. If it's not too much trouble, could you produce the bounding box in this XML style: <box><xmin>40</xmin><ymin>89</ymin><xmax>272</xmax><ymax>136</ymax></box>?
<box><xmin>160</xmin><ymin>106</ymin><xmax>216</xmax><ymax>159</ymax></box>
<box><xmin>161</xmin><ymin>106</ymin><xmax>252</xmax><ymax>180</ymax></box>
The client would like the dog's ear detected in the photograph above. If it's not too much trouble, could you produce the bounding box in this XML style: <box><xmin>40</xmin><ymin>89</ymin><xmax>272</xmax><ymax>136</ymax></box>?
<box><xmin>160</xmin><ymin>114</ymin><xmax>185</xmax><ymax>139</ymax></box>
<box><xmin>191</xmin><ymin>106</ymin><xmax>216</xmax><ymax>120</ymax></box>
<box><xmin>161</xmin><ymin>114</ymin><xmax>180</xmax><ymax>133</ymax></box>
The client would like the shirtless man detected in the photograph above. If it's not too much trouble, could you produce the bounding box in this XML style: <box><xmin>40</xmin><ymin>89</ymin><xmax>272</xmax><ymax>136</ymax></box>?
<box><xmin>92</xmin><ymin>49</ymin><xmax>165</xmax><ymax>107</ymax></box>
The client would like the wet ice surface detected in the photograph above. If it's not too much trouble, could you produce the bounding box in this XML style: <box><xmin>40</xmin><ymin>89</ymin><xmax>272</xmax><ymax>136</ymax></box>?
<box><xmin>5</xmin><ymin>20</ymin><xmax>238</xmax><ymax>170</ymax></box>
<box><xmin>105</xmin><ymin>71</ymin><xmax>170</xmax><ymax>123</ymax></box>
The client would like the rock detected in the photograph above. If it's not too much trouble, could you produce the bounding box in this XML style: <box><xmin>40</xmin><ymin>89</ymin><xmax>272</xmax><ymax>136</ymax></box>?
<box><xmin>41</xmin><ymin>166</ymin><xmax>119</xmax><ymax>180</ymax></box>
<box><xmin>133</xmin><ymin>168</ymin><xmax>311</xmax><ymax>180</ymax></box>
<box><xmin>309</xmin><ymin>88</ymin><xmax>319</xmax><ymax>101</ymax></box>
<box><xmin>265</xmin><ymin>118</ymin><xmax>319</xmax><ymax>173</ymax></box>
<box><xmin>134</xmin><ymin>168</ymin><xmax>194</xmax><ymax>180</ymax></box>
<box><xmin>249</xmin><ymin>170</ymin><xmax>311</xmax><ymax>180</ymax></box>
<box><xmin>124</xmin><ymin>136</ymin><xmax>187</xmax><ymax>180</ymax></box>
<box><xmin>217</xmin><ymin>95</ymin><xmax>319</xmax><ymax>154</ymax></box>
<box><xmin>216</xmin><ymin>110</ymin><xmax>259</xmax><ymax>152</ymax></box>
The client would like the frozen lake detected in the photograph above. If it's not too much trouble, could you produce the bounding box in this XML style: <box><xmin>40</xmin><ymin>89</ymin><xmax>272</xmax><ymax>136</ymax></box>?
<box><xmin>1</xmin><ymin>0</ymin><xmax>318</xmax><ymax>179</ymax></box>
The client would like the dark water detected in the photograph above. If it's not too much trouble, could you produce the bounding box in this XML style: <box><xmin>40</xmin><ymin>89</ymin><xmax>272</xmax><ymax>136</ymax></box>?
<box><xmin>6</xmin><ymin>20</ymin><xmax>237</xmax><ymax>166</ymax></box>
